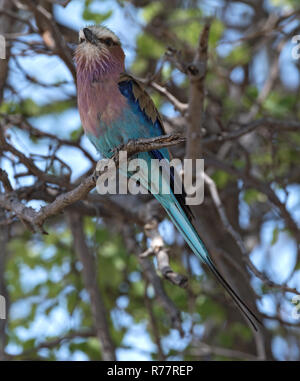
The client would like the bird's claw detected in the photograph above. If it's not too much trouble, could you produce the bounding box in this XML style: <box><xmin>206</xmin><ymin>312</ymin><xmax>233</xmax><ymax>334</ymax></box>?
<box><xmin>92</xmin><ymin>172</ymin><xmax>99</xmax><ymax>183</ymax></box>
<box><xmin>110</xmin><ymin>142</ymin><xmax>130</xmax><ymax>158</ymax></box>
<box><xmin>109</xmin><ymin>139</ymin><xmax>138</xmax><ymax>159</ymax></box>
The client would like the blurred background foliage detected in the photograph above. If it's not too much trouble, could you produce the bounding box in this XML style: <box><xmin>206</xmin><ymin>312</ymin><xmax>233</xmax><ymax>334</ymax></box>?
<box><xmin>0</xmin><ymin>0</ymin><xmax>300</xmax><ymax>361</ymax></box>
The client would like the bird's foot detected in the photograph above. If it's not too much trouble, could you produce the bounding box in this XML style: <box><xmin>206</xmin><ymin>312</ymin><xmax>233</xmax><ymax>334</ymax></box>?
<box><xmin>110</xmin><ymin>143</ymin><xmax>125</xmax><ymax>158</ymax></box>
<box><xmin>92</xmin><ymin>172</ymin><xmax>98</xmax><ymax>183</ymax></box>
<box><xmin>110</xmin><ymin>140</ymin><xmax>137</xmax><ymax>158</ymax></box>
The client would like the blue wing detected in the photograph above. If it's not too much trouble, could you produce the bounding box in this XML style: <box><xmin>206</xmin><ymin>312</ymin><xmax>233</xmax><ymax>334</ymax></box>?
<box><xmin>118</xmin><ymin>74</ymin><xmax>193</xmax><ymax>221</ymax></box>
<box><xmin>118</xmin><ymin>76</ymin><xmax>166</xmax><ymax>143</ymax></box>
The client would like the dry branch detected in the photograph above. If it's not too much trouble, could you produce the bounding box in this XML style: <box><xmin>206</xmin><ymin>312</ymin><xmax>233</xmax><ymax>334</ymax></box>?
<box><xmin>186</xmin><ymin>21</ymin><xmax>210</xmax><ymax>160</ymax></box>
<box><xmin>0</xmin><ymin>134</ymin><xmax>185</xmax><ymax>232</ymax></box>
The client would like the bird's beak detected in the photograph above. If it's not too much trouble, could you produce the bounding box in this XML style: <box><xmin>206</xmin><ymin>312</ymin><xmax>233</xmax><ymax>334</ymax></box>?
<box><xmin>83</xmin><ymin>28</ymin><xmax>98</xmax><ymax>45</ymax></box>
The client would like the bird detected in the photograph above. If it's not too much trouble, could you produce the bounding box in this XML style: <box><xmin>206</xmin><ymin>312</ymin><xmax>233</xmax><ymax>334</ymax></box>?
<box><xmin>75</xmin><ymin>25</ymin><xmax>260</xmax><ymax>331</ymax></box>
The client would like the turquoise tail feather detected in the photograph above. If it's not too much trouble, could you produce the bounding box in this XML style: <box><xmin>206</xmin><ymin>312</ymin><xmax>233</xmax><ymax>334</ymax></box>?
<box><xmin>128</xmin><ymin>151</ymin><xmax>261</xmax><ymax>330</ymax></box>
<box><xmin>157</xmin><ymin>192</ymin><xmax>261</xmax><ymax>331</ymax></box>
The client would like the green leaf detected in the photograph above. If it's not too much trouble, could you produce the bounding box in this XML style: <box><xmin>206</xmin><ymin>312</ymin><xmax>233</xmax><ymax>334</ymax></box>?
<box><xmin>271</xmin><ymin>226</ymin><xmax>279</xmax><ymax>246</ymax></box>
<box><xmin>136</xmin><ymin>34</ymin><xmax>165</xmax><ymax>59</ymax></box>
<box><xmin>209</xmin><ymin>20</ymin><xmax>224</xmax><ymax>47</ymax></box>
<box><xmin>243</xmin><ymin>189</ymin><xmax>267</xmax><ymax>204</ymax></box>
<box><xmin>225</xmin><ymin>45</ymin><xmax>251</xmax><ymax>65</ymax></box>
<box><xmin>67</xmin><ymin>290</ymin><xmax>78</xmax><ymax>315</ymax></box>
<box><xmin>212</xmin><ymin>170</ymin><xmax>231</xmax><ymax>189</ymax></box>
<box><xmin>142</xmin><ymin>1</ymin><xmax>163</xmax><ymax>22</ymax></box>
<box><xmin>70</xmin><ymin>127</ymin><xmax>82</xmax><ymax>141</ymax></box>
<box><xmin>82</xmin><ymin>0</ymin><xmax>112</xmax><ymax>24</ymax></box>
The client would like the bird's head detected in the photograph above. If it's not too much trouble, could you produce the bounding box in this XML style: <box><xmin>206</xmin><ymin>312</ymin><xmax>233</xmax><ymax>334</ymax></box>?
<box><xmin>75</xmin><ymin>25</ymin><xmax>125</xmax><ymax>78</ymax></box>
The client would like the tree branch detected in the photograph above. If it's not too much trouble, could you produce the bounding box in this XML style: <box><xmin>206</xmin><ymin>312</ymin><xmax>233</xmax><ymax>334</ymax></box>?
<box><xmin>186</xmin><ymin>21</ymin><xmax>210</xmax><ymax>159</ymax></box>
<box><xmin>67</xmin><ymin>212</ymin><xmax>116</xmax><ymax>361</ymax></box>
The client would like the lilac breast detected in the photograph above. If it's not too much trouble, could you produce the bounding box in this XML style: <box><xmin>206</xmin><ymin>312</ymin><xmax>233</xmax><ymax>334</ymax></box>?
<box><xmin>77</xmin><ymin>74</ymin><xmax>126</xmax><ymax>138</ymax></box>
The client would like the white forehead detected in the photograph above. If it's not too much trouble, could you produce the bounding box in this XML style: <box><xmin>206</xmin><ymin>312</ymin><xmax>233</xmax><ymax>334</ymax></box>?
<box><xmin>79</xmin><ymin>25</ymin><xmax>120</xmax><ymax>44</ymax></box>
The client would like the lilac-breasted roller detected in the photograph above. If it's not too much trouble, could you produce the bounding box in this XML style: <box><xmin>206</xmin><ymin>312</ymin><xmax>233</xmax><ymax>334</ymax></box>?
<box><xmin>75</xmin><ymin>25</ymin><xmax>260</xmax><ymax>330</ymax></box>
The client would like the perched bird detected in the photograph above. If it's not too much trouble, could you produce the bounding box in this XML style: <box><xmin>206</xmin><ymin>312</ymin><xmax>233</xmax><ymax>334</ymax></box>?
<box><xmin>75</xmin><ymin>25</ymin><xmax>260</xmax><ymax>330</ymax></box>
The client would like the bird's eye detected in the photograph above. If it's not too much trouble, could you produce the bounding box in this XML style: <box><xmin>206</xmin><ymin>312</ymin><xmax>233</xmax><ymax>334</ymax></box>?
<box><xmin>104</xmin><ymin>38</ymin><xmax>113</xmax><ymax>46</ymax></box>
